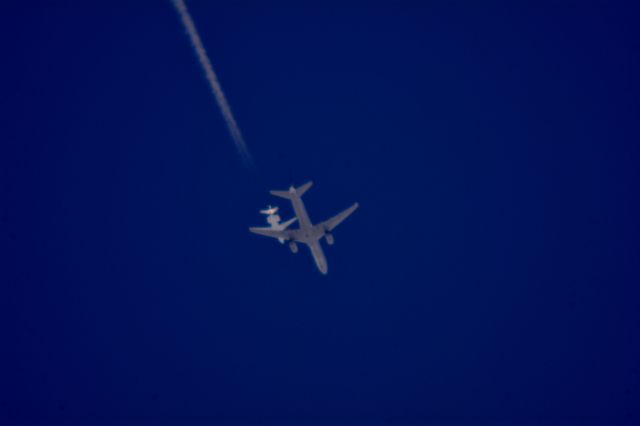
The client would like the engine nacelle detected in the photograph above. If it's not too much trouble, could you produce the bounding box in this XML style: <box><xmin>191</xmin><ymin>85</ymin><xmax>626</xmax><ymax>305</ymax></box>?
<box><xmin>289</xmin><ymin>241</ymin><xmax>298</xmax><ymax>253</ymax></box>
<box><xmin>325</xmin><ymin>233</ymin><xmax>334</xmax><ymax>245</ymax></box>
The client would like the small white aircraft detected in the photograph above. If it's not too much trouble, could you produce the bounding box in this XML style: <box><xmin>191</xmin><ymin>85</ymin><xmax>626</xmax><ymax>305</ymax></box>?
<box><xmin>249</xmin><ymin>182</ymin><xmax>358</xmax><ymax>274</ymax></box>
<box><xmin>260</xmin><ymin>205</ymin><xmax>279</xmax><ymax>216</ymax></box>
<box><xmin>251</xmin><ymin>205</ymin><xmax>297</xmax><ymax>244</ymax></box>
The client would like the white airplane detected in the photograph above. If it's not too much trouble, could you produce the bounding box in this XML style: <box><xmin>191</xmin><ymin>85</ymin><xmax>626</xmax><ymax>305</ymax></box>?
<box><xmin>249</xmin><ymin>182</ymin><xmax>358</xmax><ymax>274</ymax></box>
<box><xmin>251</xmin><ymin>205</ymin><xmax>297</xmax><ymax>244</ymax></box>
<box><xmin>260</xmin><ymin>205</ymin><xmax>279</xmax><ymax>216</ymax></box>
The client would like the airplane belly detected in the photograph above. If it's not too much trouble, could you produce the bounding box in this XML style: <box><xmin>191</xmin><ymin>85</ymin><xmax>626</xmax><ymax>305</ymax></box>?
<box><xmin>292</xmin><ymin>197</ymin><xmax>312</xmax><ymax>229</ymax></box>
<box><xmin>309</xmin><ymin>242</ymin><xmax>328</xmax><ymax>275</ymax></box>
<box><xmin>257</xmin><ymin>181</ymin><xmax>357</xmax><ymax>275</ymax></box>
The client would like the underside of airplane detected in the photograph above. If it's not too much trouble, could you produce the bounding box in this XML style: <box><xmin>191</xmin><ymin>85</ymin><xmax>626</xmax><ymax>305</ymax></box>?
<box><xmin>249</xmin><ymin>181</ymin><xmax>358</xmax><ymax>274</ymax></box>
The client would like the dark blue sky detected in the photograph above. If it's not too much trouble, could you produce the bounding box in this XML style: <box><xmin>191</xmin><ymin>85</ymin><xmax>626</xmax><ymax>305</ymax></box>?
<box><xmin>2</xmin><ymin>1</ymin><xmax>639</xmax><ymax>425</ymax></box>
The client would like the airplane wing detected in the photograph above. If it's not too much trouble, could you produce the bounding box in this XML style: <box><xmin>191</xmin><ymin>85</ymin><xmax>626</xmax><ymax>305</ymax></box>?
<box><xmin>249</xmin><ymin>227</ymin><xmax>303</xmax><ymax>242</ymax></box>
<box><xmin>249</xmin><ymin>227</ymin><xmax>290</xmax><ymax>240</ymax></box>
<box><xmin>320</xmin><ymin>202</ymin><xmax>359</xmax><ymax>232</ymax></box>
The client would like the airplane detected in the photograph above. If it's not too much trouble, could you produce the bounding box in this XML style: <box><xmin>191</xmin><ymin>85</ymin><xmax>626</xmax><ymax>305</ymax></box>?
<box><xmin>260</xmin><ymin>205</ymin><xmax>279</xmax><ymax>216</ymax></box>
<box><xmin>249</xmin><ymin>181</ymin><xmax>358</xmax><ymax>274</ymax></box>
<box><xmin>251</xmin><ymin>205</ymin><xmax>297</xmax><ymax>244</ymax></box>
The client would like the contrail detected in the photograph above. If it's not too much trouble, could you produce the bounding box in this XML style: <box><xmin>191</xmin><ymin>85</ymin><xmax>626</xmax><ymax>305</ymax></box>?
<box><xmin>172</xmin><ymin>0</ymin><xmax>252</xmax><ymax>167</ymax></box>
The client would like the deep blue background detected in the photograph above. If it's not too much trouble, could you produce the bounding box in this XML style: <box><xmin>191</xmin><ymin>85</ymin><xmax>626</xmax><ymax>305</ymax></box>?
<box><xmin>2</xmin><ymin>1</ymin><xmax>639</xmax><ymax>424</ymax></box>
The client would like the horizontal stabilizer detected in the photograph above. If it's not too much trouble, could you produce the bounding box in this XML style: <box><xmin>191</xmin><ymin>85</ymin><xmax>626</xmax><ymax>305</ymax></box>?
<box><xmin>281</xmin><ymin>216</ymin><xmax>297</xmax><ymax>229</ymax></box>
<box><xmin>269</xmin><ymin>190</ymin><xmax>292</xmax><ymax>200</ymax></box>
<box><xmin>270</xmin><ymin>181</ymin><xmax>313</xmax><ymax>199</ymax></box>
<box><xmin>295</xmin><ymin>181</ymin><xmax>313</xmax><ymax>196</ymax></box>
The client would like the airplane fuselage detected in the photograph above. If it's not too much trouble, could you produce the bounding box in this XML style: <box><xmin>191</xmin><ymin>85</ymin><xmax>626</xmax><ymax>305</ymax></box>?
<box><xmin>287</xmin><ymin>189</ymin><xmax>329</xmax><ymax>274</ymax></box>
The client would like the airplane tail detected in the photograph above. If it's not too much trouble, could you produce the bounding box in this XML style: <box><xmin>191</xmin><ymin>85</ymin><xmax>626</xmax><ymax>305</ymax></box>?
<box><xmin>270</xmin><ymin>181</ymin><xmax>313</xmax><ymax>199</ymax></box>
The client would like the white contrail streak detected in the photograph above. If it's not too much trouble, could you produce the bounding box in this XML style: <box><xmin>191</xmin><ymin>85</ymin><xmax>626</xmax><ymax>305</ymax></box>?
<box><xmin>172</xmin><ymin>0</ymin><xmax>252</xmax><ymax>167</ymax></box>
